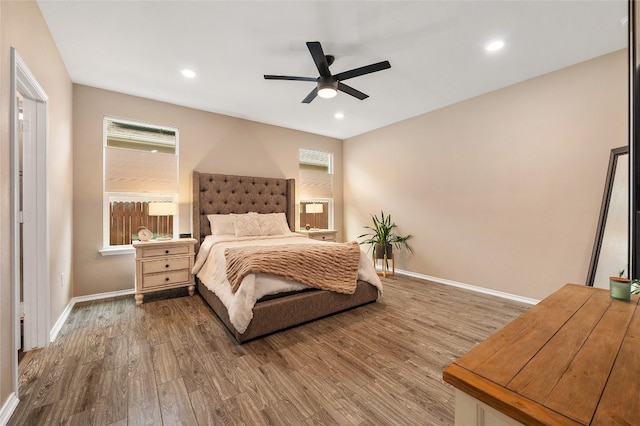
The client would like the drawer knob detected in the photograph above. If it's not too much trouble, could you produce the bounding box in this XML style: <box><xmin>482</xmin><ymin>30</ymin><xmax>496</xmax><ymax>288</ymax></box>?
<box><xmin>165</xmin><ymin>277</ymin><xmax>170</xmax><ymax>282</ymax></box>
<box><xmin>165</xmin><ymin>264</ymin><xmax>170</xmax><ymax>268</ymax></box>
<box><xmin>165</xmin><ymin>250</ymin><xmax>170</xmax><ymax>254</ymax></box>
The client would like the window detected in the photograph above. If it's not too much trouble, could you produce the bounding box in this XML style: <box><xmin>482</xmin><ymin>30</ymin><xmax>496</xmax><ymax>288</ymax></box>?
<box><xmin>103</xmin><ymin>118</ymin><xmax>178</xmax><ymax>249</ymax></box>
<box><xmin>299</xmin><ymin>149</ymin><xmax>333</xmax><ymax>230</ymax></box>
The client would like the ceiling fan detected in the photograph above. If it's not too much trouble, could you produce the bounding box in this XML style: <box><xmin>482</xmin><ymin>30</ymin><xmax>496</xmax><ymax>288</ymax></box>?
<box><xmin>264</xmin><ymin>41</ymin><xmax>391</xmax><ymax>103</ymax></box>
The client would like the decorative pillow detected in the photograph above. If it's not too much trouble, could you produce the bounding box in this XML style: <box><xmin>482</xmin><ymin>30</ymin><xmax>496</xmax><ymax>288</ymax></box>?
<box><xmin>207</xmin><ymin>214</ymin><xmax>236</xmax><ymax>236</ymax></box>
<box><xmin>257</xmin><ymin>213</ymin><xmax>289</xmax><ymax>235</ymax></box>
<box><xmin>232</xmin><ymin>212</ymin><xmax>262</xmax><ymax>237</ymax></box>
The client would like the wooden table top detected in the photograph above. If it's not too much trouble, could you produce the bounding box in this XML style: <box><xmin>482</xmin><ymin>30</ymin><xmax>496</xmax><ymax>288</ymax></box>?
<box><xmin>443</xmin><ymin>283</ymin><xmax>640</xmax><ymax>426</ymax></box>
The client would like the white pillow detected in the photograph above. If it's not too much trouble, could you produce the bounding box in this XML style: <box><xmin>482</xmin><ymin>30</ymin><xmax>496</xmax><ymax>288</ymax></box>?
<box><xmin>207</xmin><ymin>214</ymin><xmax>236</xmax><ymax>236</ymax></box>
<box><xmin>232</xmin><ymin>212</ymin><xmax>262</xmax><ymax>237</ymax></box>
<box><xmin>258</xmin><ymin>213</ymin><xmax>290</xmax><ymax>236</ymax></box>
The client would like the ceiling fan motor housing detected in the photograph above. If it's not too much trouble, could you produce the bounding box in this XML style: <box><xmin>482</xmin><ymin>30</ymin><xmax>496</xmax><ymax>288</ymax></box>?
<box><xmin>317</xmin><ymin>76</ymin><xmax>338</xmax><ymax>98</ymax></box>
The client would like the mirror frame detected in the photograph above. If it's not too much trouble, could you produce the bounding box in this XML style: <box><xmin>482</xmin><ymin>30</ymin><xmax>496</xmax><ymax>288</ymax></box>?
<box><xmin>587</xmin><ymin>146</ymin><xmax>629</xmax><ymax>286</ymax></box>
<box><xmin>631</xmin><ymin>0</ymin><xmax>639</xmax><ymax>279</ymax></box>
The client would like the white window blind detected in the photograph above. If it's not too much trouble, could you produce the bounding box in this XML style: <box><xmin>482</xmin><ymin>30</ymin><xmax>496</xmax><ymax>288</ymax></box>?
<box><xmin>298</xmin><ymin>166</ymin><xmax>333</xmax><ymax>199</ymax></box>
<box><xmin>104</xmin><ymin>146</ymin><xmax>178</xmax><ymax>193</ymax></box>
<box><xmin>299</xmin><ymin>149</ymin><xmax>332</xmax><ymax>199</ymax></box>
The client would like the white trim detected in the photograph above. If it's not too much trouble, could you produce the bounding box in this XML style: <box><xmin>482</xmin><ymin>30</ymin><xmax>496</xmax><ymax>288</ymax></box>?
<box><xmin>72</xmin><ymin>288</ymin><xmax>136</xmax><ymax>304</ymax></box>
<box><xmin>50</xmin><ymin>289</ymin><xmax>135</xmax><ymax>342</ymax></box>
<box><xmin>11</xmin><ymin>48</ymin><xmax>50</xmax><ymax>401</ymax></box>
<box><xmin>395</xmin><ymin>269</ymin><xmax>539</xmax><ymax>305</ymax></box>
<box><xmin>0</xmin><ymin>393</ymin><xmax>20</xmax><ymax>426</ymax></box>
<box><xmin>99</xmin><ymin>246</ymin><xmax>135</xmax><ymax>256</ymax></box>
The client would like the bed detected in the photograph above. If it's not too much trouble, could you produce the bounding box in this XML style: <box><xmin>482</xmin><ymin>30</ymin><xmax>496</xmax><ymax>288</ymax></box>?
<box><xmin>191</xmin><ymin>171</ymin><xmax>382</xmax><ymax>343</ymax></box>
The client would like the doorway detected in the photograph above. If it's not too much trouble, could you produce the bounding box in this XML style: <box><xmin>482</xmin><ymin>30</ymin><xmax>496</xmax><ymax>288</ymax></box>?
<box><xmin>11</xmin><ymin>48</ymin><xmax>50</xmax><ymax>389</ymax></box>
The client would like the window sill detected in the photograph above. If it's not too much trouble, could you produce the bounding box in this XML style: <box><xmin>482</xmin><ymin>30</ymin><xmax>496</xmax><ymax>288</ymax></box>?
<box><xmin>99</xmin><ymin>246</ymin><xmax>135</xmax><ymax>256</ymax></box>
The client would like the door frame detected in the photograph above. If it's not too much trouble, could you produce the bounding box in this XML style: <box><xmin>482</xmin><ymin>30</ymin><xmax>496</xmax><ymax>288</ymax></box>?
<box><xmin>11</xmin><ymin>48</ymin><xmax>50</xmax><ymax>389</ymax></box>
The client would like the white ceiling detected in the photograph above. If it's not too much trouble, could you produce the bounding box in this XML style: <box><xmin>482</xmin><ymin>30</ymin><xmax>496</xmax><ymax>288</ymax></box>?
<box><xmin>36</xmin><ymin>0</ymin><xmax>628</xmax><ymax>140</ymax></box>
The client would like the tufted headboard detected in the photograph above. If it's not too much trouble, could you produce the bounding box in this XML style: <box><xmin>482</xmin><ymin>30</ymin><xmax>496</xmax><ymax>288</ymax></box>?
<box><xmin>192</xmin><ymin>171</ymin><xmax>296</xmax><ymax>247</ymax></box>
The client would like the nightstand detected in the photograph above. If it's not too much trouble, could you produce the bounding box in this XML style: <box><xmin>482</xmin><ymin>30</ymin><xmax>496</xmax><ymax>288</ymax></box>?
<box><xmin>133</xmin><ymin>238</ymin><xmax>197</xmax><ymax>305</ymax></box>
<box><xmin>296</xmin><ymin>229</ymin><xmax>338</xmax><ymax>242</ymax></box>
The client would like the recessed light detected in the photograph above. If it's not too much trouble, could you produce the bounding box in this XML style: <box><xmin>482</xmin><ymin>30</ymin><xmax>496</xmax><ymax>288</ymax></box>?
<box><xmin>181</xmin><ymin>69</ymin><xmax>196</xmax><ymax>78</ymax></box>
<box><xmin>485</xmin><ymin>40</ymin><xmax>505</xmax><ymax>52</ymax></box>
<box><xmin>334</xmin><ymin>112</ymin><xmax>344</xmax><ymax>119</ymax></box>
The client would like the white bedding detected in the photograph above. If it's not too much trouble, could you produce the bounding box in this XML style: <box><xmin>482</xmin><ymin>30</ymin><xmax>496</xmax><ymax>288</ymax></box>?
<box><xmin>192</xmin><ymin>232</ymin><xmax>382</xmax><ymax>333</ymax></box>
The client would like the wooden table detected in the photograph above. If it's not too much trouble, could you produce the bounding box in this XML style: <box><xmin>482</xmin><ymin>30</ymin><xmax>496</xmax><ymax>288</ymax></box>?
<box><xmin>443</xmin><ymin>284</ymin><xmax>640</xmax><ymax>426</ymax></box>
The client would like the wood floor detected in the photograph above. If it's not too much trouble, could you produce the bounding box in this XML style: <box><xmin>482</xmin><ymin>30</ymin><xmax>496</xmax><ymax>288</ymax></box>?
<box><xmin>9</xmin><ymin>275</ymin><xmax>530</xmax><ymax>426</ymax></box>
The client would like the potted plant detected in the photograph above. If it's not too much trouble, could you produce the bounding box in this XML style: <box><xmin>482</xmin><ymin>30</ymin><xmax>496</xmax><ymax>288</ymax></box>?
<box><xmin>358</xmin><ymin>211</ymin><xmax>412</xmax><ymax>263</ymax></box>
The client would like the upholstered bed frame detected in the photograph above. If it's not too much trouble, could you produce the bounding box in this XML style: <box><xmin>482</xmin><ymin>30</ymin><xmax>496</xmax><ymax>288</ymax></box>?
<box><xmin>192</xmin><ymin>171</ymin><xmax>378</xmax><ymax>343</ymax></box>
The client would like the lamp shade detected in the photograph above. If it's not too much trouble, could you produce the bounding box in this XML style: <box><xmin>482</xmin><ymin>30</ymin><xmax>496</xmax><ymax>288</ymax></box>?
<box><xmin>305</xmin><ymin>203</ymin><xmax>324</xmax><ymax>214</ymax></box>
<box><xmin>148</xmin><ymin>202</ymin><xmax>176</xmax><ymax>216</ymax></box>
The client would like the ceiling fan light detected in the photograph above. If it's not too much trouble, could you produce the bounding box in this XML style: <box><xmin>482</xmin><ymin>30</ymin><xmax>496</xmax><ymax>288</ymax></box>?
<box><xmin>317</xmin><ymin>77</ymin><xmax>338</xmax><ymax>99</ymax></box>
<box><xmin>318</xmin><ymin>86</ymin><xmax>337</xmax><ymax>98</ymax></box>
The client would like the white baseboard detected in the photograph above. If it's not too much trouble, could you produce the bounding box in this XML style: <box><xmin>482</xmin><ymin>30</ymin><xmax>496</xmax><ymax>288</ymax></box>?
<box><xmin>395</xmin><ymin>269</ymin><xmax>539</xmax><ymax>305</ymax></box>
<box><xmin>47</xmin><ymin>270</ymin><xmax>538</xmax><ymax>343</ymax></box>
<box><xmin>0</xmin><ymin>393</ymin><xmax>19</xmax><ymax>426</ymax></box>
<box><xmin>50</xmin><ymin>289</ymin><xmax>135</xmax><ymax>342</ymax></box>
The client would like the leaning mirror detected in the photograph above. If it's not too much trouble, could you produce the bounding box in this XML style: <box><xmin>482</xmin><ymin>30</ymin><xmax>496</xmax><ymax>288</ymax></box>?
<box><xmin>586</xmin><ymin>146</ymin><xmax>629</xmax><ymax>288</ymax></box>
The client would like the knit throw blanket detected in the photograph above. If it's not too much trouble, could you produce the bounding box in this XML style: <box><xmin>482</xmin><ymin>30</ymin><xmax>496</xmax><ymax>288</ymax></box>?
<box><xmin>224</xmin><ymin>241</ymin><xmax>361</xmax><ymax>295</ymax></box>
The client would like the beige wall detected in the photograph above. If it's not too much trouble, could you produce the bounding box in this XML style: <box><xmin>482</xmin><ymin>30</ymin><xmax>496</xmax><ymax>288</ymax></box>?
<box><xmin>344</xmin><ymin>49</ymin><xmax>628</xmax><ymax>301</ymax></box>
<box><xmin>0</xmin><ymin>0</ymin><xmax>73</xmax><ymax>412</ymax></box>
<box><xmin>0</xmin><ymin>1</ymin><xmax>628</xmax><ymax>415</ymax></box>
<box><xmin>73</xmin><ymin>85</ymin><xmax>342</xmax><ymax>297</ymax></box>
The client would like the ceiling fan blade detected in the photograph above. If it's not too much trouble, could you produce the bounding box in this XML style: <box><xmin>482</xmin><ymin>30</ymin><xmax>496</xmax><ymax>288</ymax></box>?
<box><xmin>264</xmin><ymin>75</ymin><xmax>317</xmax><ymax>82</ymax></box>
<box><xmin>302</xmin><ymin>87</ymin><xmax>318</xmax><ymax>104</ymax></box>
<box><xmin>333</xmin><ymin>60</ymin><xmax>391</xmax><ymax>81</ymax></box>
<box><xmin>306</xmin><ymin>41</ymin><xmax>332</xmax><ymax>77</ymax></box>
<box><xmin>338</xmin><ymin>82</ymin><xmax>369</xmax><ymax>100</ymax></box>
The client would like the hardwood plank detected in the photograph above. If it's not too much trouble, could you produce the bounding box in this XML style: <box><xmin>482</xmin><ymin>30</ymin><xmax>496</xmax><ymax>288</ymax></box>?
<box><xmin>262</xmin><ymin>397</ymin><xmax>308</xmax><ymax>425</ymax></box>
<box><xmin>128</xmin><ymin>371</ymin><xmax>162</xmax><ymax>425</ymax></box>
<box><xmin>94</xmin><ymin>365</ymin><xmax>128</xmax><ymax>425</ymax></box>
<box><xmin>128</xmin><ymin>340</ymin><xmax>154</xmax><ymax>377</ymax></box>
<box><xmin>171</xmin><ymin>340</ymin><xmax>215</xmax><ymax>393</ymax></box>
<box><xmin>157</xmin><ymin>378</ymin><xmax>198</xmax><ymax>425</ymax></box>
<box><xmin>256</xmin><ymin>361</ymin><xmax>321</xmax><ymax>418</ymax></box>
<box><xmin>290</xmin><ymin>368</ymin><xmax>362</xmax><ymax>426</ymax></box>
<box><xmin>16</xmin><ymin>348</ymin><xmax>48</xmax><ymax>398</ymax></box>
<box><xmin>65</xmin><ymin>359</ymin><xmax>104</xmax><ymax>415</ymax></box>
<box><xmin>152</xmin><ymin>341</ymin><xmax>181</xmax><ymax>385</ymax></box>
<box><xmin>103</xmin><ymin>335</ymin><xmax>129</xmax><ymax>370</ymax></box>
<box><xmin>218</xmin><ymin>392</ymin><xmax>270</xmax><ymax>425</ymax></box>
<box><xmin>79</xmin><ymin>327</ymin><xmax>107</xmax><ymax>364</ymax></box>
<box><xmin>34</xmin><ymin>354</ymin><xmax>79</xmax><ymax>408</ymax></box>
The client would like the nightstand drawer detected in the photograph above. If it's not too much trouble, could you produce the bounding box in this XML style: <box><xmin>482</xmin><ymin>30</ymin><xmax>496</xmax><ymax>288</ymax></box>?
<box><xmin>142</xmin><ymin>257</ymin><xmax>190</xmax><ymax>274</ymax></box>
<box><xmin>142</xmin><ymin>269</ymin><xmax>190</xmax><ymax>289</ymax></box>
<box><xmin>141</xmin><ymin>245</ymin><xmax>189</xmax><ymax>258</ymax></box>
<box><xmin>313</xmin><ymin>233</ymin><xmax>335</xmax><ymax>242</ymax></box>
<box><xmin>297</xmin><ymin>230</ymin><xmax>338</xmax><ymax>242</ymax></box>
